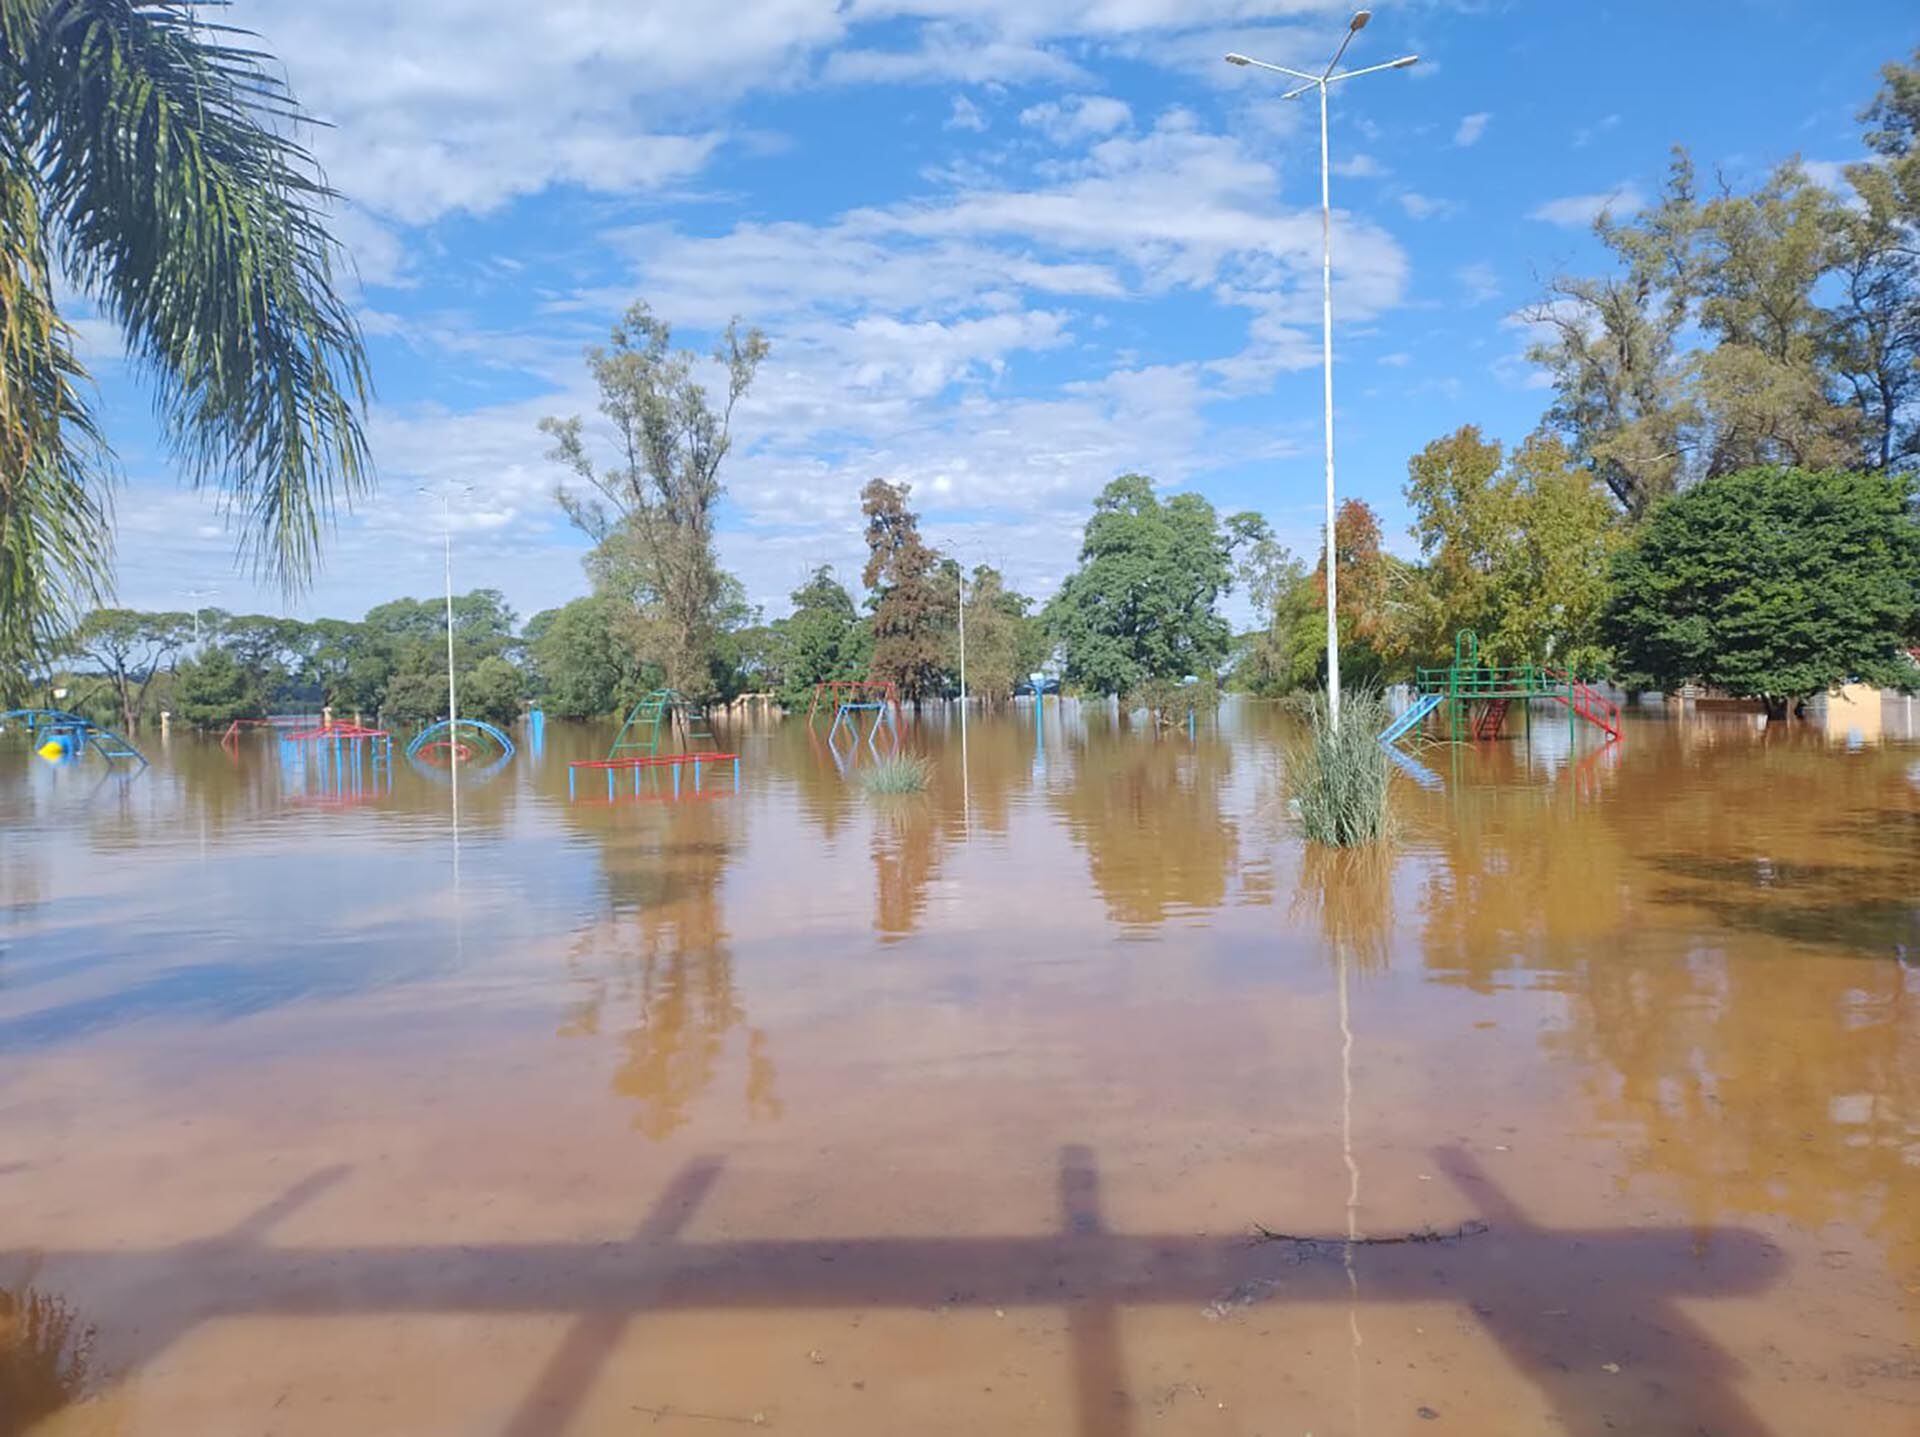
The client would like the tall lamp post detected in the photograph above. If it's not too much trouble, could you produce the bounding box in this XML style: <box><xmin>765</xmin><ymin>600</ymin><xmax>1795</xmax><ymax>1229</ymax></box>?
<box><xmin>1227</xmin><ymin>11</ymin><xmax>1416</xmax><ymax>730</ymax></box>
<box><xmin>420</xmin><ymin>482</ymin><xmax>473</xmax><ymax>812</ymax></box>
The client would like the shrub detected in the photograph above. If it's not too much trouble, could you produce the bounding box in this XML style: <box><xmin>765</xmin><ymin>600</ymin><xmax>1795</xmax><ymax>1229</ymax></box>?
<box><xmin>1288</xmin><ymin>688</ymin><xmax>1393</xmax><ymax>848</ymax></box>
<box><xmin>860</xmin><ymin>755</ymin><xmax>931</xmax><ymax>794</ymax></box>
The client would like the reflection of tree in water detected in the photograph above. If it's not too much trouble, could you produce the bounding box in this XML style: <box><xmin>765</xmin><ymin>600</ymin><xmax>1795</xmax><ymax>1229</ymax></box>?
<box><xmin>1560</xmin><ymin>945</ymin><xmax>1920</xmax><ymax>1289</ymax></box>
<box><xmin>561</xmin><ymin>802</ymin><xmax>780</xmax><ymax>1139</ymax></box>
<box><xmin>1415</xmin><ymin>754</ymin><xmax>1636</xmax><ymax>993</ymax></box>
<box><xmin>0</xmin><ymin>1284</ymin><xmax>94</xmax><ymax>1437</ymax></box>
<box><xmin>1418</xmin><ymin>722</ymin><xmax>1920</xmax><ymax>1287</ymax></box>
<box><xmin>1051</xmin><ymin>735</ymin><xmax>1238</xmax><ymax>928</ymax></box>
<box><xmin>1294</xmin><ymin>845</ymin><xmax>1397</xmax><ymax>975</ymax></box>
<box><xmin>870</xmin><ymin>798</ymin><xmax>950</xmax><ymax>941</ymax></box>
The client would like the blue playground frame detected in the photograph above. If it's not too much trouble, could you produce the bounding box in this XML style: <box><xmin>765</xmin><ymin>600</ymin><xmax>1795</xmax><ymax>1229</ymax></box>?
<box><xmin>0</xmin><ymin>708</ymin><xmax>148</xmax><ymax>767</ymax></box>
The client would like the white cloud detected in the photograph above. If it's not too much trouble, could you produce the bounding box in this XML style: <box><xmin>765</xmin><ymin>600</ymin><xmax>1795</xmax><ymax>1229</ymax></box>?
<box><xmin>946</xmin><ymin>94</ymin><xmax>990</xmax><ymax>132</ymax></box>
<box><xmin>1572</xmin><ymin>113</ymin><xmax>1621</xmax><ymax>148</ymax></box>
<box><xmin>1528</xmin><ymin>184</ymin><xmax>1646</xmax><ymax>227</ymax></box>
<box><xmin>824</xmin><ymin>29</ymin><xmax>1085</xmax><ymax>86</ymax></box>
<box><xmin>1331</xmin><ymin>153</ymin><xmax>1386</xmax><ymax>179</ymax></box>
<box><xmin>1453</xmin><ymin>111</ymin><xmax>1490</xmax><ymax>148</ymax></box>
<box><xmin>1018</xmin><ymin>94</ymin><xmax>1133</xmax><ymax>145</ymax></box>
<box><xmin>1377</xmin><ymin>351</ymin><xmax>1411</xmax><ymax>368</ymax></box>
<box><xmin>1455</xmin><ymin>261</ymin><xmax>1500</xmax><ymax>305</ymax></box>
<box><xmin>248</xmin><ymin>0</ymin><xmax>1361</xmax><ymax>227</ymax></box>
<box><xmin>1399</xmin><ymin>191</ymin><xmax>1457</xmax><ymax>220</ymax></box>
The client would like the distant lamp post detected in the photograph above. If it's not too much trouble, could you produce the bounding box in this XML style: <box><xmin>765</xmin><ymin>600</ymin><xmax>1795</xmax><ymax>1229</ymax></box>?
<box><xmin>1226</xmin><ymin>11</ymin><xmax>1417</xmax><ymax>730</ymax></box>
<box><xmin>181</xmin><ymin>587</ymin><xmax>219</xmax><ymax>648</ymax></box>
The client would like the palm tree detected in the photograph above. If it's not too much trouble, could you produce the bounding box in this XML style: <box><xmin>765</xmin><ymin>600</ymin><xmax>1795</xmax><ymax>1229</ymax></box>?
<box><xmin>1</xmin><ymin>1</ymin><xmax>370</xmax><ymax>695</ymax></box>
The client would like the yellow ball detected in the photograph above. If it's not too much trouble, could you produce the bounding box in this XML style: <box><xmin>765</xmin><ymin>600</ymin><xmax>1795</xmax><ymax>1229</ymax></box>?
<box><xmin>37</xmin><ymin>740</ymin><xmax>65</xmax><ymax>761</ymax></box>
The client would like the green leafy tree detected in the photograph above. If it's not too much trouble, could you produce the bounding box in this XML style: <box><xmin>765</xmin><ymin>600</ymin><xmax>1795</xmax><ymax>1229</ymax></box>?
<box><xmin>1045</xmin><ymin>474</ymin><xmax>1234</xmax><ymax>696</ymax></box>
<box><xmin>1404</xmin><ymin>427</ymin><xmax>1621</xmax><ymax>670</ymax></box>
<box><xmin>1840</xmin><ymin>49</ymin><xmax>1920</xmax><ymax>470</ymax></box>
<box><xmin>63</xmin><ymin>608</ymin><xmax>191</xmax><ymax>731</ymax></box>
<box><xmin>172</xmin><ymin>646</ymin><xmax>259</xmax><ymax>728</ymax></box>
<box><xmin>541</xmin><ymin>301</ymin><xmax>767</xmax><ymax>697</ymax></box>
<box><xmin>379</xmin><ymin>655</ymin><xmax>448</xmax><ymax>727</ymax></box>
<box><xmin>460</xmin><ymin>656</ymin><xmax>523</xmax><ymax>726</ymax></box>
<box><xmin>1604</xmin><ymin>466</ymin><xmax>1920</xmax><ymax>714</ymax></box>
<box><xmin>778</xmin><ymin>566</ymin><xmax>869</xmax><ymax>709</ymax></box>
<box><xmin>0</xmin><ymin>0</ymin><xmax>369</xmax><ymax>691</ymax></box>
<box><xmin>526</xmin><ymin>596</ymin><xmax>654</xmax><ymax>719</ymax></box>
<box><xmin>298</xmin><ymin>617</ymin><xmax>389</xmax><ymax>715</ymax></box>
<box><xmin>862</xmin><ymin>479</ymin><xmax>949</xmax><ymax>702</ymax></box>
<box><xmin>1527</xmin><ymin>147</ymin><xmax>1894</xmax><ymax>512</ymax></box>
<box><xmin>957</xmin><ymin>565</ymin><xmax>1039</xmax><ymax>703</ymax></box>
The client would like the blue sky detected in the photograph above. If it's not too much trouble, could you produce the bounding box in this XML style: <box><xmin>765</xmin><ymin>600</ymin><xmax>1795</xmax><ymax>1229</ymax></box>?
<box><xmin>86</xmin><ymin>0</ymin><xmax>1914</xmax><ymax>627</ymax></box>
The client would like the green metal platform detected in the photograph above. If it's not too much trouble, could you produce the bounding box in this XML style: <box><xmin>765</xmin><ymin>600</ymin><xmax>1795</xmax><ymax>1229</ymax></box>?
<box><xmin>1403</xmin><ymin>631</ymin><xmax>1621</xmax><ymax>744</ymax></box>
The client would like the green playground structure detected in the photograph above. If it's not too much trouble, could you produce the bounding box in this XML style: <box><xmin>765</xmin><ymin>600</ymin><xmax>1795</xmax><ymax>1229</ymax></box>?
<box><xmin>607</xmin><ymin>689</ymin><xmax>718</xmax><ymax>761</ymax></box>
<box><xmin>1380</xmin><ymin>630</ymin><xmax>1621</xmax><ymax>748</ymax></box>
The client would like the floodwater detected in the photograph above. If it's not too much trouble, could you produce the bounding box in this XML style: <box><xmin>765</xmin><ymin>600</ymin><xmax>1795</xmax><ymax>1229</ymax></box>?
<box><xmin>2</xmin><ymin>703</ymin><xmax>1917</xmax><ymax>1436</ymax></box>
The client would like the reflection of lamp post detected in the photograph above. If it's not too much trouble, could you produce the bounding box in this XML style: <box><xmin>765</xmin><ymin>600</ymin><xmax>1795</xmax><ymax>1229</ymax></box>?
<box><xmin>1226</xmin><ymin>12</ymin><xmax>1417</xmax><ymax>730</ymax></box>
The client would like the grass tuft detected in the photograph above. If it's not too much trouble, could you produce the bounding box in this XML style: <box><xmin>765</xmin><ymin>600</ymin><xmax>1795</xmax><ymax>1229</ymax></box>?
<box><xmin>1288</xmin><ymin>687</ymin><xmax>1394</xmax><ymax>848</ymax></box>
<box><xmin>859</xmin><ymin>754</ymin><xmax>931</xmax><ymax>795</ymax></box>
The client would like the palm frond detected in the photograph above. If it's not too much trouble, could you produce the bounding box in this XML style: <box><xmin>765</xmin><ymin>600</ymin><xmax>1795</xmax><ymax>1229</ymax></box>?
<box><xmin>18</xmin><ymin>0</ymin><xmax>371</xmax><ymax>587</ymax></box>
<box><xmin>0</xmin><ymin>152</ymin><xmax>110</xmax><ymax>697</ymax></box>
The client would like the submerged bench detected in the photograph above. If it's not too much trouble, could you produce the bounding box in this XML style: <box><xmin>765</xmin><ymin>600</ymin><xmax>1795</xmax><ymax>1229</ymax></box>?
<box><xmin>567</xmin><ymin>751</ymin><xmax>740</xmax><ymax>801</ymax></box>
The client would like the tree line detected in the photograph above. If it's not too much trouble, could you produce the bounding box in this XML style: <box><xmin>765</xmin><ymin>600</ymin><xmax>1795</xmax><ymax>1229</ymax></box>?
<box><xmin>14</xmin><ymin>50</ymin><xmax>1920</xmax><ymax>728</ymax></box>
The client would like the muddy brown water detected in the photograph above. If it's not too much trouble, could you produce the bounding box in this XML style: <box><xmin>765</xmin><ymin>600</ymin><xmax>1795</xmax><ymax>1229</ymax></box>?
<box><xmin>1</xmin><ymin>703</ymin><xmax>1916</xmax><ymax>1436</ymax></box>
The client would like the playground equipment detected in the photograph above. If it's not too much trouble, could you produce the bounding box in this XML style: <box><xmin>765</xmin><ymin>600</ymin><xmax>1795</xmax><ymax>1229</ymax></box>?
<box><xmin>278</xmin><ymin>720</ymin><xmax>393</xmax><ymax>802</ymax></box>
<box><xmin>1379</xmin><ymin>630</ymin><xmax>1622</xmax><ymax>749</ymax></box>
<box><xmin>406</xmin><ymin>717</ymin><xmax>516</xmax><ymax>766</ymax></box>
<box><xmin>568</xmin><ymin>750</ymin><xmax>741</xmax><ymax>803</ymax></box>
<box><xmin>0</xmin><ymin>709</ymin><xmax>148</xmax><ymax>767</ymax></box>
<box><xmin>608</xmin><ymin>689</ymin><xmax>716</xmax><ymax>761</ymax></box>
<box><xmin>807</xmin><ymin>680</ymin><xmax>902</xmax><ymax>766</ymax></box>
<box><xmin>221</xmin><ymin>714</ymin><xmax>326</xmax><ymax>747</ymax></box>
<box><xmin>806</xmin><ymin>679</ymin><xmax>901</xmax><ymax>729</ymax></box>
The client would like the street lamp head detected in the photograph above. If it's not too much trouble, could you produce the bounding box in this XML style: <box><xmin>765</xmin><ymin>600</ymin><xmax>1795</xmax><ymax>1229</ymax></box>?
<box><xmin>1349</xmin><ymin>10</ymin><xmax>1372</xmax><ymax>29</ymax></box>
<box><xmin>1224</xmin><ymin>52</ymin><xmax>1251</xmax><ymax>65</ymax></box>
<box><xmin>1389</xmin><ymin>53</ymin><xmax>1418</xmax><ymax>67</ymax></box>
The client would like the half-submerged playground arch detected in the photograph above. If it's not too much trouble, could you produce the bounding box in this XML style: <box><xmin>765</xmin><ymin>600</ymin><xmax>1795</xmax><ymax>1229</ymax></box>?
<box><xmin>1379</xmin><ymin>630</ymin><xmax>1621</xmax><ymax>750</ymax></box>
<box><xmin>0</xmin><ymin>709</ymin><xmax>147</xmax><ymax>767</ymax></box>
<box><xmin>407</xmin><ymin>718</ymin><xmax>516</xmax><ymax>766</ymax></box>
<box><xmin>569</xmin><ymin>690</ymin><xmax>739</xmax><ymax>804</ymax></box>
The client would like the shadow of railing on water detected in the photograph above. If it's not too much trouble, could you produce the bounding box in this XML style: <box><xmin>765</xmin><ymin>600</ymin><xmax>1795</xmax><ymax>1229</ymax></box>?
<box><xmin>2</xmin><ymin>1146</ymin><xmax>1786</xmax><ymax>1437</ymax></box>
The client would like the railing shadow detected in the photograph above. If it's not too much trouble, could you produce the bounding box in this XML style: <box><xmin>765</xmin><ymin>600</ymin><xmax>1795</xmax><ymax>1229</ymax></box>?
<box><xmin>3</xmin><ymin>1145</ymin><xmax>1786</xmax><ymax>1437</ymax></box>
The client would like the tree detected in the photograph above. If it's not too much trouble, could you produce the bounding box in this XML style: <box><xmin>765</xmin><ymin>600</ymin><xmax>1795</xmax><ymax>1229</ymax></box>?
<box><xmin>1527</xmin><ymin>149</ymin><xmax>1888</xmax><ymax>511</ymax></box>
<box><xmin>541</xmin><ymin>301</ymin><xmax>767</xmax><ymax>697</ymax></box>
<box><xmin>861</xmin><ymin>479</ymin><xmax>948</xmax><ymax>702</ymax></box>
<box><xmin>63</xmin><ymin>608</ymin><xmax>190</xmax><ymax>731</ymax></box>
<box><xmin>1224</xmin><ymin>514</ymin><xmax>1310</xmax><ymax>696</ymax></box>
<box><xmin>1604</xmin><ymin>467</ymin><xmax>1920</xmax><ymax>714</ymax></box>
<box><xmin>778</xmin><ymin>566</ymin><xmax>869</xmax><ymax>709</ymax></box>
<box><xmin>1404</xmin><ymin>427</ymin><xmax>1621</xmax><ymax>670</ymax></box>
<box><xmin>461</xmin><ymin>656</ymin><xmax>523</xmax><ymax>727</ymax></box>
<box><xmin>172</xmin><ymin>646</ymin><xmax>259</xmax><ymax>728</ymax></box>
<box><xmin>1</xmin><ymin>1</ymin><xmax>369</xmax><ymax>688</ymax></box>
<box><xmin>1045</xmin><ymin>474</ymin><xmax>1234</xmax><ymax>697</ymax></box>
<box><xmin>526</xmin><ymin>596</ymin><xmax>653</xmax><ymax>719</ymax></box>
<box><xmin>957</xmin><ymin>565</ymin><xmax>1039</xmax><ymax>703</ymax></box>
<box><xmin>1840</xmin><ymin>50</ymin><xmax>1920</xmax><ymax>470</ymax></box>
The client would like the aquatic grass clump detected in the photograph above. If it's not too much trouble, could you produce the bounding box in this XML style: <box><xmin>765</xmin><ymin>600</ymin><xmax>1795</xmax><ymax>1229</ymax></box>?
<box><xmin>859</xmin><ymin>754</ymin><xmax>932</xmax><ymax>795</ymax></box>
<box><xmin>1288</xmin><ymin>688</ymin><xmax>1394</xmax><ymax>848</ymax></box>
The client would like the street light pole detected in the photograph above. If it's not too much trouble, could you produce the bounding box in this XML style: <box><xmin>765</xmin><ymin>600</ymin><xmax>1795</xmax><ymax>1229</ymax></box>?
<box><xmin>1227</xmin><ymin>13</ymin><xmax>1417</xmax><ymax>730</ymax></box>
